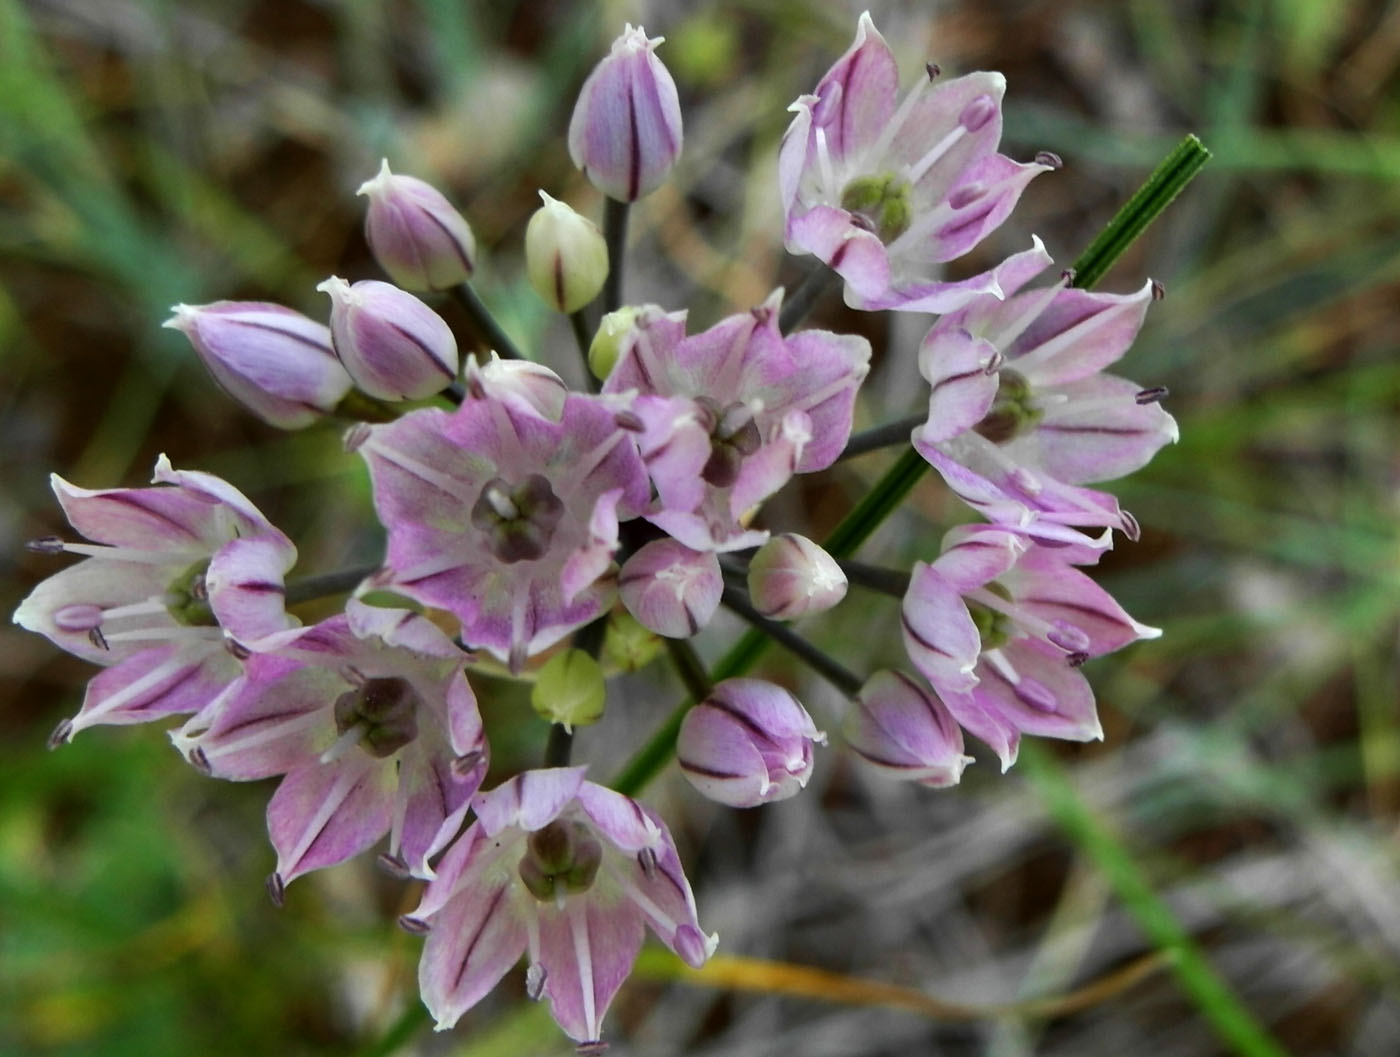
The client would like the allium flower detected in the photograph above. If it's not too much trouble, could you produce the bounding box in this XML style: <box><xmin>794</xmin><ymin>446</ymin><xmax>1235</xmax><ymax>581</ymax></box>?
<box><xmin>677</xmin><ymin>678</ymin><xmax>825</xmax><ymax>807</ymax></box>
<box><xmin>164</xmin><ymin>301</ymin><xmax>353</xmax><ymax>429</ymax></box>
<box><xmin>404</xmin><ymin>768</ymin><xmax>715</xmax><ymax>1046</ymax></box>
<box><xmin>914</xmin><ymin>239</ymin><xmax>1175</xmax><ymax>539</ymax></box>
<box><xmin>568</xmin><ymin>24</ymin><xmax>683</xmax><ymax>202</ymax></box>
<box><xmin>355</xmin><ymin>391</ymin><xmax>649</xmax><ymax>669</ymax></box>
<box><xmin>357</xmin><ymin>159</ymin><xmax>477</xmax><ymax>291</ymax></box>
<box><xmin>173</xmin><ymin>599</ymin><xmax>486</xmax><ymax>890</ymax></box>
<box><xmin>779</xmin><ymin>12</ymin><xmax>1054</xmax><ymax>312</ymax></box>
<box><xmin>602</xmin><ymin>292</ymin><xmax>870</xmax><ymax>551</ymax></box>
<box><xmin>901</xmin><ymin>524</ymin><xmax>1158</xmax><ymax>768</ymax></box>
<box><xmin>844</xmin><ymin>670</ymin><xmax>972</xmax><ymax>787</ymax></box>
<box><xmin>14</xmin><ymin>455</ymin><xmax>296</xmax><ymax>745</ymax></box>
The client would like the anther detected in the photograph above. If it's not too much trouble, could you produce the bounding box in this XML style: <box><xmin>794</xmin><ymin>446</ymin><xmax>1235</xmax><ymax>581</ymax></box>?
<box><xmin>225</xmin><ymin>638</ymin><xmax>251</xmax><ymax>660</ymax></box>
<box><xmin>26</xmin><ymin>536</ymin><xmax>66</xmax><ymax>554</ymax></box>
<box><xmin>1034</xmin><ymin>150</ymin><xmax>1063</xmax><ymax>170</ymax></box>
<box><xmin>1119</xmin><ymin>510</ymin><xmax>1141</xmax><ymax>541</ymax></box>
<box><xmin>982</xmin><ymin>351</ymin><xmax>1004</xmax><ymax>375</ymax></box>
<box><xmin>377</xmin><ymin>852</ymin><xmax>411</xmax><ymax>879</ymax></box>
<box><xmin>1059</xmin><ymin>268</ymin><xmax>1077</xmax><ymax>285</ymax></box>
<box><xmin>47</xmin><ymin>717</ymin><xmax>75</xmax><ymax>751</ymax></box>
<box><xmin>266</xmin><ymin>872</ymin><xmax>286</xmax><ymax>907</ymax></box>
<box><xmin>343</xmin><ymin>423</ymin><xmax>372</xmax><ymax>453</ymax></box>
<box><xmin>637</xmin><ymin>847</ymin><xmax>658</xmax><ymax>879</ymax></box>
<box><xmin>88</xmin><ymin>626</ymin><xmax>110</xmax><ymax>650</ymax></box>
<box><xmin>1150</xmin><ymin>278</ymin><xmax>1166</xmax><ymax>301</ymax></box>
<box><xmin>1066</xmin><ymin>651</ymin><xmax>1090</xmax><ymax>668</ymax></box>
<box><xmin>398</xmin><ymin>914</ymin><xmax>431</xmax><ymax>935</ymax></box>
<box><xmin>186</xmin><ymin>746</ymin><xmax>212</xmax><ymax>774</ymax></box>
<box><xmin>451</xmin><ymin>751</ymin><xmax>484</xmax><ymax>778</ymax></box>
<box><xmin>925</xmin><ymin>62</ymin><xmax>940</xmax><ymax>79</ymax></box>
<box><xmin>1135</xmin><ymin>386</ymin><xmax>1169</xmax><ymax>405</ymax></box>
<box><xmin>614</xmin><ymin>410</ymin><xmax>644</xmax><ymax>433</ymax></box>
<box><xmin>526</xmin><ymin>963</ymin><xmax>547</xmax><ymax>1001</ymax></box>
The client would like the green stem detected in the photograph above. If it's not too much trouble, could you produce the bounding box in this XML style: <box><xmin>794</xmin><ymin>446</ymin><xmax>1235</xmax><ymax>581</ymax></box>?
<box><xmin>451</xmin><ymin>282</ymin><xmax>523</xmax><ymax>361</ymax></box>
<box><xmin>602</xmin><ymin>197</ymin><xmax>629</xmax><ymax>313</ymax></box>
<box><xmin>721</xmin><ymin>588</ymin><xmax>863</xmax><ymax>697</ymax></box>
<box><xmin>778</xmin><ymin>263</ymin><xmax>840</xmax><ymax>334</ymax></box>
<box><xmin>283</xmin><ymin>564</ymin><xmax>379</xmax><ymax>606</ymax></box>
<box><xmin>1068</xmin><ymin>134</ymin><xmax>1212</xmax><ymax>290</ymax></box>
<box><xmin>1019</xmin><ymin>744</ymin><xmax>1289</xmax><ymax>1057</ymax></box>
<box><xmin>569</xmin><ymin>307</ymin><xmax>600</xmax><ymax>392</ymax></box>
<box><xmin>838</xmin><ymin>414</ymin><xmax>925</xmax><ymax>460</ymax></box>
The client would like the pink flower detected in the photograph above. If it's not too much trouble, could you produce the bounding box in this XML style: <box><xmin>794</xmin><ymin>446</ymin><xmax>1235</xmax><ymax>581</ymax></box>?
<box><xmin>173</xmin><ymin>600</ymin><xmax>486</xmax><ymax>890</ymax></box>
<box><xmin>14</xmin><ymin>455</ymin><xmax>296</xmax><ymax>745</ymax></box>
<box><xmin>779</xmin><ymin>13</ymin><xmax>1053</xmax><ymax>312</ymax></box>
<box><xmin>405</xmin><ymin>768</ymin><xmax>715</xmax><ymax>1046</ymax></box>
<box><xmin>356</xmin><ymin>391</ymin><xmax>649</xmax><ymax>670</ymax></box>
<box><xmin>914</xmin><ymin>239</ymin><xmax>1175</xmax><ymax>541</ymax></box>
<box><xmin>844</xmin><ymin>670</ymin><xmax>971</xmax><ymax>787</ymax></box>
<box><xmin>901</xmin><ymin>524</ymin><xmax>1158</xmax><ymax>768</ymax></box>
<box><xmin>602</xmin><ymin>293</ymin><xmax>869</xmax><ymax>551</ymax></box>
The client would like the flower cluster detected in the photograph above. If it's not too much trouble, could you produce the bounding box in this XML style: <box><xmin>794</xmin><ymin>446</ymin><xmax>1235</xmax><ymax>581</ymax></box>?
<box><xmin>14</xmin><ymin>14</ymin><xmax>1178</xmax><ymax>1052</ymax></box>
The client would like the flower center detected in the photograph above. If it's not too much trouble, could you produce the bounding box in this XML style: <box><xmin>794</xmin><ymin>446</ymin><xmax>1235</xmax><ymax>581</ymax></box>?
<box><xmin>965</xmin><ymin>582</ymin><xmax>1014</xmax><ymax>650</ymax></box>
<box><xmin>470</xmin><ymin>474</ymin><xmax>566</xmax><ymax>563</ymax></box>
<box><xmin>973</xmin><ymin>369</ymin><xmax>1042</xmax><ymax>444</ymax></box>
<box><xmin>166</xmin><ymin>560</ymin><xmax>217</xmax><ymax>626</ymax></box>
<box><xmin>696</xmin><ymin>397</ymin><xmax>762</xmax><ymax>488</ymax></box>
<box><xmin>517</xmin><ymin>819</ymin><xmax>604</xmax><ymax>901</ymax></box>
<box><xmin>333</xmin><ymin>676</ymin><xmax>421</xmax><ymax>758</ymax></box>
<box><xmin>839</xmin><ymin>171</ymin><xmax>913</xmax><ymax>243</ymax></box>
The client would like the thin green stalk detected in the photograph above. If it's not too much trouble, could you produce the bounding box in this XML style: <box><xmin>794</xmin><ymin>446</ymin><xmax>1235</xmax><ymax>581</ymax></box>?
<box><xmin>284</xmin><ymin>565</ymin><xmax>380</xmax><ymax>606</ymax></box>
<box><xmin>778</xmin><ymin>263</ymin><xmax>841</xmax><ymax>334</ymax></box>
<box><xmin>1019</xmin><ymin>744</ymin><xmax>1289</xmax><ymax>1057</ymax></box>
<box><xmin>838</xmin><ymin>414</ymin><xmax>926</xmax><ymax>460</ymax></box>
<box><xmin>602</xmin><ymin>197</ymin><xmax>629</xmax><ymax>312</ymax></box>
<box><xmin>569</xmin><ymin>307</ymin><xmax>600</xmax><ymax>392</ymax></box>
<box><xmin>1068</xmin><ymin>134</ymin><xmax>1212</xmax><ymax>290</ymax></box>
<box><xmin>451</xmin><ymin>282</ymin><xmax>523</xmax><ymax>360</ymax></box>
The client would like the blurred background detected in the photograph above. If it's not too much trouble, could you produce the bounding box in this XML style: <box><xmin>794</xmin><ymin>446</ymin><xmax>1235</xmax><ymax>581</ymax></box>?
<box><xmin>2</xmin><ymin>0</ymin><xmax>1398</xmax><ymax>1054</ymax></box>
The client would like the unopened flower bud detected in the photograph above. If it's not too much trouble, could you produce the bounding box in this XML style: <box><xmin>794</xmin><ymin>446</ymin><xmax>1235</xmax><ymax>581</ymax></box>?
<box><xmin>531</xmin><ymin>649</ymin><xmax>606</xmax><ymax>730</ymax></box>
<box><xmin>747</xmin><ymin>534</ymin><xmax>848</xmax><ymax>621</ymax></box>
<box><xmin>164</xmin><ymin>301</ymin><xmax>353</xmax><ymax>429</ymax></box>
<box><xmin>588</xmin><ymin>305</ymin><xmax>646</xmax><ymax>381</ymax></box>
<box><xmin>568</xmin><ymin>24</ymin><xmax>683</xmax><ymax>202</ymax></box>
<box><xmin>678</xmin><ymin>678</ymin><xmax>825</xmax><ymax>807</ymax></box>
<box><xmin>318</xmin><ymin>277</ymin><xmax>459</xmax><ymax>401</ymax></box>
<box><xmin>601</xmin><ymin>609</ymin><xmax>663</xmax><ymax>672</ymax></box>
<box><xmin>845</xmin><ymin>671</ymin><xmax>972</xmax><ymax>788</ymax></box>
<box><xmin>464</xmin><ymin>353</ymin><xmax>567</xmax><ymax>421</ymax></box>
<box><xmin>357</xmin><ymin>159</ymin><xmax>476</xmax><ymax>291</ymax></box>
<box><xmin>618</xmin><ymin>539</ymin><xmax>721</xmax><ymax>638</ymax></box>
<box><xmin>524</xmin><ymin>192</ymin><xmax>608</xmax><ymax>313</ymax></box>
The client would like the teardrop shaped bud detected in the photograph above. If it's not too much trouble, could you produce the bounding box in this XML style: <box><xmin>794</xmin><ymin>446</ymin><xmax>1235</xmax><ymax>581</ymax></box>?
<box><xmin>747</xmin><ymin>533</ymin><xmax>848</xmax><ymax>621</ymax></box>
<box><xmin>844</xmin><ymin>670</ymin><xmax>971</xmax><ymax>788</ymax></box>
<box><xmin>164</xmin><ymin>302</ymin><xmax>353</xmax><ymax>429</ymax></box>
<box><xmin>588</xmin><ymin>305</ymin><xmax>646</xmax><ymax>382</ymax></box>
<box><xmin>618</xmin><ymin>540</ymin><xmax>721</xmax><ymax>639</ymax></box>
<box><xmin>318</xmin><ymin>277</ymin><xmax>459</xmax><ymax>401</ymax></box>
<box><xmin>531</xmin><ymin>649</ymin><xmax>607</xmax><ymax>730</ymax></box>
<box><xmin>357</xmin><ymin>159</ymin><xmax>477</xmax><ymax>291</ymax></box>
<box><xmin>524</xmin><ymin>192</ymin><xmax>609</xmax><ymax>314</ymax></box>
<box><xmin>567</xmin><ymin>24</ymin><xmax>683</xmax><ymax>202</ymax></box>
<box><xmin>678</xmin><ymin>678</ymin><xmax>825</xmax><ymax>808</ymax></box>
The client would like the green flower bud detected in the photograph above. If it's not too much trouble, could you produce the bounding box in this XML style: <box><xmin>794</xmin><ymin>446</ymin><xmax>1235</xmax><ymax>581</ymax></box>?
<box><xmin>601</xmin><ymin>609</ymin><xmax>664</xmax><ymax>672</ymax></box>
<box><xmin>530</xmin><ymin>648</ymin><xmax>606</xmax><ymax>730</ymax></box>
<box><xmin>588</xmin><ymin>305</ymin><xmax>646</xmax><ymax>381</ymax></box>
<box><xmin>525</xmin><ymin>191</ymin><xmax>609</xmax><ymax>314</ymax></box>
